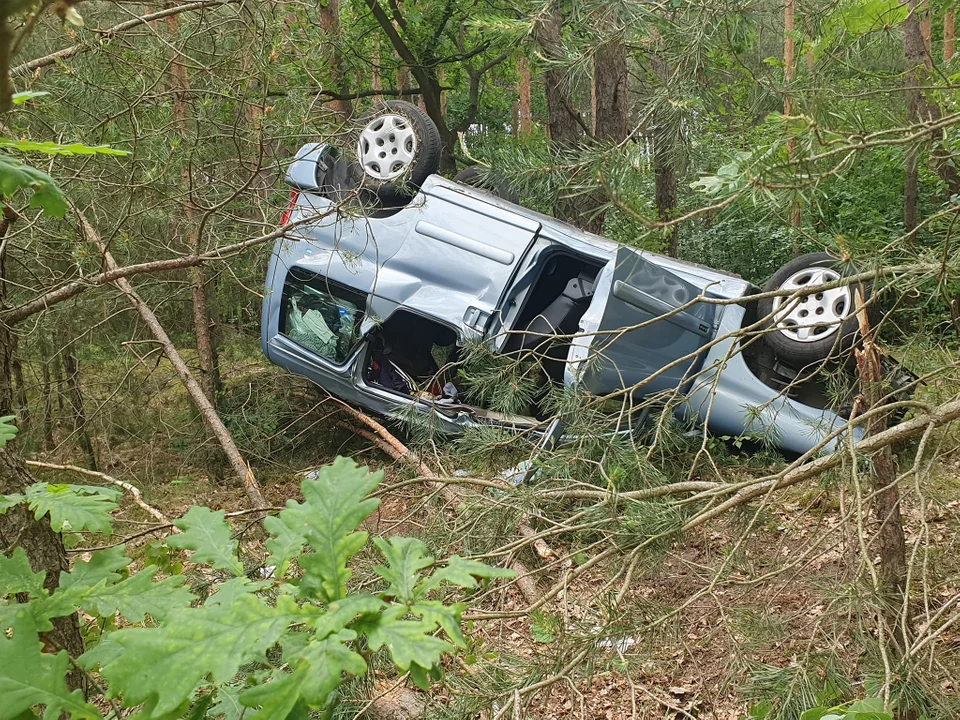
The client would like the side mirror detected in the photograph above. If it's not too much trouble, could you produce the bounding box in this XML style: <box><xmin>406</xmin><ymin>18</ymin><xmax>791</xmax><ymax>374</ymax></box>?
<box><xmin>285</xmin><ymin>143</ymin><xmax>331</xmax><ymax>191</ymax></box>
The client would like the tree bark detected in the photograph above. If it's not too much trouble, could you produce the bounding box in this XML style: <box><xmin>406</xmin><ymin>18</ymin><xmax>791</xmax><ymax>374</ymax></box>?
<box><xmin>650</xmin><ymin>30</ymin><xmax>679</xmax><ymax>255</ymax></box>
<box><xmin>903</xmin><ymin>2</ymin><xmax>960</xmax><ymax>196</ymax></box>
<box><xmin>784</xmin><ymin>0</ymin><xmax>801</xmax><ymax>227</ymax></box>
<box><xmin>0</xmin><ymin>449</ymin><xmax>86</xmax><ymax>681</ymax></box>
<box><xmin>11</xmin><ymin>342</ymin><xmax>28</xmax><ymax>434</ymax></box>
<box><xmin>62</xmin><ymin>347</ymin><xmax>97</xmax><ymax>471</ymax></box>
<box><xmin>534</xmin><ymin>8</ymin><xmax>582</xmax><ymax>145</ymax></box>
<box><xmin>166</xmin><ymin>11</ymin><xmax>221</xmax><ymax>406</ymax></box>
<box><xmin>41</xmin><ymin>354</ymin><xmax>54</xmax><ymax>451</ymax></box>
<box><xmin>592</xmin><ymin>39</ymin><xmax>628</xmax><ymax>143</ymax></box>
<box><xmin>920</xmin><ymin>0</ymin><xmax>933</xmax><ymax>58</ymax></box>
<box><xmin>518</xmin><ymin>56</ymin><xmax>532</xmax><ymax>136</ymax></box>
<box><xmin>946</xmin><ymin>6</ymin><xmax>956</xmax><ymax>61</ymax></box>
<box><xmin>654</xmin><ymin>150</ymin><xmax>679</xmax><ymax>256</ymax></box>
<box><xmin>0</xmin><ymin>213</ymin><xmax>85</xmax><ymax>687</ymax></box>
<box><xmin>318</xmin><ymin>0</ymin><xmax>352</xmax><ymax>117</ymax></box>
<box><xmin>854</xmin><ymin>297</ymin><xmax>907</xmax><ymax>638</ymax></box>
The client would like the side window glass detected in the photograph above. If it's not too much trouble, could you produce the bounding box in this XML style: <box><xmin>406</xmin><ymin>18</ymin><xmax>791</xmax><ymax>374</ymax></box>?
<box><xmin>281</xmin><ymin>269</ymin><xmax>366</xmax><ymax>365</ymax></box>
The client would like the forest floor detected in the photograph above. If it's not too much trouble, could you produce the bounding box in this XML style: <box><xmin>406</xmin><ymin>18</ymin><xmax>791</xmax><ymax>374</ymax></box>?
<box><xmin>73</xmin><ymin>432</ymin><xmax>960</xmax><ymax>720</ymax></box>
<box><xmin>31</xmin><ymin>348</ymin><xmax>960</xmax><ymax>719</ymax></box>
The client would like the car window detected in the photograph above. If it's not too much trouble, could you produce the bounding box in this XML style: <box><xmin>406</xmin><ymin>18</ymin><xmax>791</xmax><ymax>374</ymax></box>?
<box><xmin>280</xmin><ymin>268</ymin><xmax>366</xmax><ymax>365</ymax></box>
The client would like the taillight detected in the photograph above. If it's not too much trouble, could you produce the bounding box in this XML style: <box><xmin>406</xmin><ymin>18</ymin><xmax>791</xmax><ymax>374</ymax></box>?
<box><xmin>280</xmin><ymin>190</ymin><xmax>299</xmax><ymax>226</ymax></box>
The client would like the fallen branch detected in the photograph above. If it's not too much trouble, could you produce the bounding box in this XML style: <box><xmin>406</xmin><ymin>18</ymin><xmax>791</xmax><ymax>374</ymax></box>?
<box><xmin>12</xmin><ymin>1</ymin><xmax>237</xmax><ymax>75</ymax></box>
<box><xmin>678</xmin><ymin>394</ymin><xmax>960</xmax><ymax>533</ymax></box>
<box><xmin>24</xmin><ymin>460</ymin><xmax>176</xmax><ymax>528</ymax></box>
<box><xmin>327</xmin><ymin>396</ymin><xmax>549</xmax><ymax>605</ymax></box>
<box><xmin>74</xmin><ymin>208</ymin><xmax>267</xmax><ymax>510</ymax></box>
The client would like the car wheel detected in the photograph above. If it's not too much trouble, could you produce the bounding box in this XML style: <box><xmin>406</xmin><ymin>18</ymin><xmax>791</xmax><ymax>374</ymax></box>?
<box><xmin>354</xmin><ymin>100</ymin><xmax>442</xmax><ymax>205</ymax></box>
<box><xmin>453</xmin><ymin>167</ymin><xmax>520</xmax><ymax>204</ymax></box>
<box><xmin>757</xmin><ymin>252</ymin><xmax>871</xmax><ymax>366</ymax></box>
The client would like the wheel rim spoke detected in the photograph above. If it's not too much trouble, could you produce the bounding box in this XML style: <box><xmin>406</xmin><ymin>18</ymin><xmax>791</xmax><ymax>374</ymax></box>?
<box><xmin>357</xmin><ymin>113</ymin><xmax>419</xmax><ymax>181</ymax></box>
<box><xmin>771</xmin><ymin>265</ymin><xmax>855</xmax><ymax>344</ymax></box>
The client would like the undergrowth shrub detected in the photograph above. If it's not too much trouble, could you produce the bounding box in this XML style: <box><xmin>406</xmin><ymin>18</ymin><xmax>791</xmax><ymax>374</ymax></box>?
<box><xmin>0</xmin><ymin>457</ymin><xmax>512</xmax><ymax>718</ymax></box>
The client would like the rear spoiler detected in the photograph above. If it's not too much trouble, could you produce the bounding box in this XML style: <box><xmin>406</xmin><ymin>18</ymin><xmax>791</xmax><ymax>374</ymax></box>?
<box><xmin>285</xmin><ymin>143</ymin><xmax>331</xmax><ymax>191</ymax></box>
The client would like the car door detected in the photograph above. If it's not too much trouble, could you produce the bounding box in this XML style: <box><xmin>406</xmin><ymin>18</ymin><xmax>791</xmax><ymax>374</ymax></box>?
<box><xmin>372</xmin><ymin>178</ymin><xmax>541</xmax><ymax>336</ymax></box>
<box><xmin>566</xmin><ymin>247</ymin><xmax>717</xmax><ymax>397</ymax></box>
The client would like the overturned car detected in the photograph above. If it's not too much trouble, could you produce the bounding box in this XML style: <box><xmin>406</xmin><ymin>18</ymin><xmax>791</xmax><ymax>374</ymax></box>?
<box><xmin>262</xmin><ymin>101</ymin><xmax>890</xmax><ymax>455</ymax></box>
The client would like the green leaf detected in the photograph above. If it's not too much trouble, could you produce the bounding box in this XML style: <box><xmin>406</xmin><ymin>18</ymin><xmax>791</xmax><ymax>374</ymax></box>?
<box><xmin>0</xmin><ymin>415</ymin><xmax>18</xmax><ymax>448</ymax></box>
<box><xmin>412</xmin><ymin>600</ymin><xmax>467</xmax><ymax>647</ymax></box>
<box><xmin>80</xmin><ymin>567</ymin><xmax>193</xmax><ymax>622</ymax></box>
<box><xmin>0</xmin><ymin>612</ymin><xmax>101</xmax><ymax>719</ymax></box>
<box><xmin>208</xmin><ymin>687</ymin><xmax>244</xmax><ymax>720</ymax></box>
<box><xmin>271</xmin><ymin>458</ymin><xmax>381</xmax><ymax>603</ymax></box>
<box><xmin>374</xmin><ymin>537</ymin><xmax>434</xmax><ymax>603</ymax></box>
<box><xmin>11</xmin><ymin>91</ymin><xmax>49</xmax><ymax>105</ymax></box>
<box><xmin>848</xmin><ymin>700</ymin><xmax>886</xmax><ymax>714</ymax></box>
<box><xmin>0</xmin><ymin>155</ymin><xmax>66</xmax><ymax>217</ymax></box>
<box><xmin>0</xmin><ymin>547</ymin><xmax>45</xmax><ymax>598</ymax></box>
<box><xmin>240</xmin><ymin>668</ymin><xmax>308</xmax><ymax>719</ymax></box>
<box><xmin>294</xmin><ymin>631</ymin><xmax>367</xmax><ymax>705</ymax></box>
<box><xmin>206</xmin><ymin>577</ymin><xmax>271</xmax><ymax>606</ymax></box>
<box><xmin>59</xmin><ymin>545</ymin><xmax>131</xmax><ymax>593</ymax></box>
<box><xmin>418</xmin><ymin>555</ymin><xmax>515</xmax><ymax>596</ymax></box>
<box><xmin>25</xmin><ymin>483</ymin><xmax>117</xmax><ymax>535</ymax></box>
<box><xmin>311</xmin><ymin>593</ymin><xmax>384</xmax><ymax>639</ymax></box>
<box><xmin>0</xmin><ymin>139</ymin><xmax>129</xmax><ymax>156</ymax></box>
<box><xmin>357</xmin><ymin>604</ymin><xmax>453</xmax><ymax>675</ymax></box>
<box><xmin>262</xmin><ymin>515</ymin><xmax>303</xmax><ymax>578</ymax></box>
<box><xmin>0</xmin><ymin>493</ymin><xmax>25</xmax><ymax>513</ymax></box>
<box><xmin>799</xmin><ymin>708</ymin><xmax>830</xmax><ymax>720</ymax></box>
<box><xmin>89</xmin><ymin>594</ymin><xmax>301</xmax><ymax>717</ymax></box>
<box><xmin>168</xmin><ymin>506</ymin><xmax>243</xmax><ymax>576</ymax></box>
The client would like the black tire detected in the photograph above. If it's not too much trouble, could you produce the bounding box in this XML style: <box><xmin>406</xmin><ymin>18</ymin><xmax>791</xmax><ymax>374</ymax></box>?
<box><xmin>353</xmin><ymin>100</ymin><xmax>442</xmax><ymax>206</ymax></box>
<box><xmin>758</xmin><ymin>252</ymin><xmax>871</xmax><ymax>367</ymax></box>
<box><xmin>453</xmin><ymin>167</ymin><xmax>520</xmax><ymax>204</ymax></box>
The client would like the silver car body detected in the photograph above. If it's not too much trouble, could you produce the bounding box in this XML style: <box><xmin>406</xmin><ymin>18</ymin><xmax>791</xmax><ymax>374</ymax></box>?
<box><xmin>262</xmin><ymin>143</ymin><xmax>854</xmax><ymax>455</ymax></box>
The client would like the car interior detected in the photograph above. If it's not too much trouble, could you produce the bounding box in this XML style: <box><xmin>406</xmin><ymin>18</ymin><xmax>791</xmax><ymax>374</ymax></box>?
<box><xmin>501</xmin><ymin>251</ymin><xmax>605</xmax><ymax>382</ymax></box>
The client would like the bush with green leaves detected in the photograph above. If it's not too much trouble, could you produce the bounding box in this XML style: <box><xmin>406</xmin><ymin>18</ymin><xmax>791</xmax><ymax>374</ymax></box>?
<box><xmin>0</xmin><ymin>457</ymin><xmax>513</xmax><ymax>719</ymax></box>
<box><xmin>800</xmin><ymin>698</ymin><xmax>891</xmax><ymax>720</ymax></box>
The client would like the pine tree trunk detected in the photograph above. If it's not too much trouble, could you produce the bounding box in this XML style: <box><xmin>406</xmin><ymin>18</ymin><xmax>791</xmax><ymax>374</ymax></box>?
<box><xmin>904</xmin><ymin>0</ymin><xmax>935</xmax><ymax>236</ymax></box>
<box><xmin>54</xmin><ymin>352</ymin><xmax>66</xmax><ymax>414</ymax></box>
<box><xmin>857</xmin><ymin>339</ymin><xmax>907</xmax><ymax>633</ymax></box>
<box><xmin>41</xmin><ymin>355</ymin><xmax>54</xmax><ymax>451</ymax></box>
<box><xmin>593</xmin><ymin>39</ymin><xmax>628</xmax><ymax>142</ymax></box>
<box><xmin>11</xmin><ymin>341</ymin><xmax>28</xmax><ymax>434</ymax></box>
<box><xmin>518</xmin><ymin>56</ymin><xmax>532</xmax><ymax>136</ymax></box>
<box><xmin>585</xmin><ymin>37</ymin><xmax>630</xmax><ymax>235</ymax></box>
<box><xmin>167</xmin><ymin>12</ymin><xmax>220</xmax><ymax>405</ymax></box>
<box><xmin>0</xmin><ymin>448</ymin><xmax>86</xmax><ymax>684</ymax></box>
<box><xmin>946</xmin><ymin>7</ymin><xmax>956</xmax><ymax>61</ymax></box>
<box><xmin>650</xmin><ymin>30</ymin><xmax>679</xmax><ymax>255</ymax></box>
<box><xmin>534</xmin><ymin>8</ymin><xmax>581</xmax><ymax>145</ymax></box>
<box><xmin>318</xmin><ymin>0</ymin><xmax>351</xmax><ymax>117</ymax></box>
<box><xmin>921</xmin><ymin>0</ymin><xmax>933</xmax><ymax>58</ymax></box>
<box><xmin>654</xmin><ymin>150</ymin><xmax>679</xmax><ymax>256</ymax></box>
<box><xmin>0</xmin><ymin>213</ymin><xmax>85</xmax><ymax>688</ymax></box>
<box><xmin>62</xmin><ymin>348</ymin><xmax>97</xmax><ymax>471</ymax></box>
<box><xmin>784</xmin><ymin>0</ymin><xmax>801</xmax><ymax>227</ymax></box>
<box><xmin>397</xmin><ymin>65</ymin><xmax>412</xmax><ymax>101</ymax></box>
